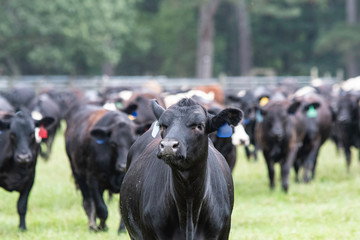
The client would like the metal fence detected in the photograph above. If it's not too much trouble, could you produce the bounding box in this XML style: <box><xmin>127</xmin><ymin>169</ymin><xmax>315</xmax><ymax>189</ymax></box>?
<box><xmin>0</xmin><ymin>75</ymin><xmax>340</xmax><ymax>93</ymax></box>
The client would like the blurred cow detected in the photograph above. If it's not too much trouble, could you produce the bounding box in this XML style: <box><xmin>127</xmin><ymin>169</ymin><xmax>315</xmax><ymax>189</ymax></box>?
<box><xmin>0</xmin><ymin>110</ymin><xmax>54</xmax><ymax>230</ymax></box>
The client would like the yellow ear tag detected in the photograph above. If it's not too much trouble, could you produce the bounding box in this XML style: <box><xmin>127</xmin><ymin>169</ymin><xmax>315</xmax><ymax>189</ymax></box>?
<box><xmin>128</xmin><ymin>115</ymin><xmax>136</xmax><ymax>120</ymax></box>
<box><xmin>259</xmin><ymin>97</ymin><xmax>269</xmax><ymax>107</ymax></box>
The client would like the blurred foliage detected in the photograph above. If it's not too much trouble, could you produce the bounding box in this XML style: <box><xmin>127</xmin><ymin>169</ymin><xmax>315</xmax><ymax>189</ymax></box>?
<box><xmin>0</xmin><ymin>0</ymin><xmax>138</xmax><ymax>75</ymax></box>
<box><xmin>0</xmin><ymin>0</ymin><xmax>359</xmax><ymax>77</ymax></box>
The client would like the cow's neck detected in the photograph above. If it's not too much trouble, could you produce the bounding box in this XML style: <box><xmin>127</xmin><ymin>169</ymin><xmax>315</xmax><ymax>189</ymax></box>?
<box><xmin>170</xmin><ymin>149</ymin><xmax>208</xmax><ymax>238</ymax></box>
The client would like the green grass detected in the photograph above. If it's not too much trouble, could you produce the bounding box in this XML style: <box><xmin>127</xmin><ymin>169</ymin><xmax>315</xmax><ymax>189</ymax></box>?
<box><xmin>1</xmin><ymin>128</ymin><xmax>360</xmax><ymax>239</ymax></box>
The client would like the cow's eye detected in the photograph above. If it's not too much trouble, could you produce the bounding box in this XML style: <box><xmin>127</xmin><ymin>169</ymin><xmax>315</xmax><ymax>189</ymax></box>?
<box><xmin>191</xmin><ymin>123</ymin><xmax>203</xmax><ymax>131</ymax></box>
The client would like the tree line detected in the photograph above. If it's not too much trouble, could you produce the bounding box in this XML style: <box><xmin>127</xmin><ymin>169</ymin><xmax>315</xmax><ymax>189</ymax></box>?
<box><xmin>0</xmin><ymin>0</ymin><xmax>359</xmax><ymax>78</ymax></box>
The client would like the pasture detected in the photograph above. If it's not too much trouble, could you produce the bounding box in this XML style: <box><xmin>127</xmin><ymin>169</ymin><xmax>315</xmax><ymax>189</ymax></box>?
<box><xmin>1</xmin><ymin>125</ymin><xmax>360</xmax><ymax>240</ymax></box>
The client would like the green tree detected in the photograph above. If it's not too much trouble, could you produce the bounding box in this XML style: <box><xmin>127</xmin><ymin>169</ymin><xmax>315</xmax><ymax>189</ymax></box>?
<box><xmin>0</xmin><ymin>0</ymin><xmax>138</xmax><ymax>75</ymax></box>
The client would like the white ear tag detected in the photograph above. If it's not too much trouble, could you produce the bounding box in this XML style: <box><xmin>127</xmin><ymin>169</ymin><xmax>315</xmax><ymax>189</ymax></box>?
<box><xmin>151</xmin><ymin>121</ymin><xmax>160</xmax><ymax>138</ymax></box>
<box><xmin>35</xmin><ymin>127</ymin><xmax>42</xmax><ymax>143</ymax></box>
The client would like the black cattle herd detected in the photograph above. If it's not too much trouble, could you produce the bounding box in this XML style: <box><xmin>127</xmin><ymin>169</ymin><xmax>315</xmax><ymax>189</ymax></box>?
<box><xmin>0</xmin><ymin>78</ymin><xmax>359</xmax><ymax>239</ymax></box>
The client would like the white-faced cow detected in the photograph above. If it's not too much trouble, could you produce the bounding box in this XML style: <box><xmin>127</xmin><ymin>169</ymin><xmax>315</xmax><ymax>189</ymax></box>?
<box><xmin>0</xmin><ymin>110</ymin><xmax>54</xmax><ymax>230</ymax></box>
<box><xmin>120</xmin><ymin>98</ymin><xmax>242</xmax><ymax>240</ymax></box>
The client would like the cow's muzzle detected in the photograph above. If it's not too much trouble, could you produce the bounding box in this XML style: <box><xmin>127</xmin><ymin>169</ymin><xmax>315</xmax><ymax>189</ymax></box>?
<box><xmin>15</xmin><ymin>153</ymin><xmax>33</xmax><ymax>164</ymax></box>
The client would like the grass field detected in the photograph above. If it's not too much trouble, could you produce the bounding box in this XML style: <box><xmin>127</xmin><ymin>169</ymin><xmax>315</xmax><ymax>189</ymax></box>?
<box><xmin>1</xmin><ymin>127</ymin><xmax>360</xmax><ymax>240</ymax></box>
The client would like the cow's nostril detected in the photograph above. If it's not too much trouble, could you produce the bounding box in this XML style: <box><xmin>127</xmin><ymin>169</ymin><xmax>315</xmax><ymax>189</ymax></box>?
<box><xmin>172</xmin><ymin>141</ymin><xmax>179</xmax><ymax>149</ymax></box>
<box><xmin>160</xmin><ymin>143</ymin><xmax>165</xmax><ymax>149</ymax></box>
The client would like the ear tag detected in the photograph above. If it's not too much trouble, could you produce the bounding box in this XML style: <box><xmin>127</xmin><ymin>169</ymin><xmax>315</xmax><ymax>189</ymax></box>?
<box><xmin>96</xmin><ymin>139</ymin><xmax>105</xmax><ymax>144</ymax></box>
<box><xmin>35</xmin><ymin>127</ymin><xmax>42</xmax><ymax>143</ymax></box>
<box><xmin>132</xmin><ymin>111</ymin><xmax>138</xmax><ymax>117</ymax></box>
<box><xmin>256</xmin><ymin>110</ymin><xmax>263</xmax><ymax>122</ymax></box>
<box><xmin>259</xmin><ymin>97</ymin><xmax>269</xmax><ymax>107</ymax></box>
<box><xmin>307</xmin><ymin>105</ymin><xmax>317</xmax><ymax>118</ymax></box>
<box><xmin>151</xmin><ymin>121</ymin><xmax>160</xmax><ymax>138</ymax></box>
<box><xmin>244</xmin><ymin>118</ymin><xmax>251</xmax><ymax>125</ymax></box>
<box><xmin>116</xmin><ymin>102</ymin><xmax>123</xmax><ymax>108</ymax></box>
<box><xmin>217</xmin><ymin>123</ymin><xmax>233</xmax><ymax>138</ymax></box>
<box><xmin>32</xmin><ymin>111</ymin><xmax>43</xmax><ymax>121</ymax></box>
<box><xmin>39</xmin><ymin>124</ymin><xmax>48</xmax><ymax>139</ymax></box>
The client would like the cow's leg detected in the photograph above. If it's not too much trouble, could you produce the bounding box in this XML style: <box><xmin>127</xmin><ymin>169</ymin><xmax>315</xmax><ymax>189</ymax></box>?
<box><xmin>294</xmin><ymin>159</ymin><xmax>301</xmax><ymax>183</ymax></box>
<box><xmin>89</xmin><ymin>178</ymin><xmax>108</xmax><ymax>231</ymax></box>
<box><xmin>303</xmin><ymin>140</ymin><xmax>320</xmax><ymax>183</ymax></box>
<box><xmin>244</xmin><ymin>146</ymin><xmax>251</xmax><ymax>161</ymax></box>
<box><xmin>281</xmin><ymin>147</ymin><xmax>298</xmax><ymax>192</ymax></box>
<box><xmin>344</xmin><ymin>146</ymin><xmax>351</xmax><ymax>173</ymax></box>
<box><xmin>264</xmin><ymin>152</ymin><xmax>275</xmax><ymax>190</ymax></box>
<box><xmin>118</xmin><ymin>217</ymin><xmax>126</xmax><ymax>234</ymax></box>
<box><xmin>17</xmin><ymin>179</ymin><xmax>34</xmax><ymax>230</ymax></box>
<box><xmin>76</xmin><ymin>175</ymin><xmax>97</xmax><ymax>231</ymax></box>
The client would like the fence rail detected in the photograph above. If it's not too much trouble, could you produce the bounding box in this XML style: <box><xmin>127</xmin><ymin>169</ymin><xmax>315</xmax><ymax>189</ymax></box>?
<box><xmin>0</xmin><ymin>75</ymin><xmax>340</xmax><ymax>93</ymax></box>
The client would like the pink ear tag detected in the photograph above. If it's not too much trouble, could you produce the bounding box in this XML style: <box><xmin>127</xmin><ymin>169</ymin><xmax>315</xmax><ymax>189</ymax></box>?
<box><xmin>39</xmin><ymin>125</ymin><xmax>48</xmax><ymax>139</ymax></box>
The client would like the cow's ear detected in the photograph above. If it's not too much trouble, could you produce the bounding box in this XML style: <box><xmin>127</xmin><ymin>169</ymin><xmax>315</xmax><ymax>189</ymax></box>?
<box><xmin>0</xmin><ymin>113</ymin><xmax>14</xmax><ymax>130</ymax></box>
<box><xmin>90</xmin><ymin>127</ymin><xmax>111</xmax><ymax>144</ymax></box>
<box><xmin>152</xmin><ymin>99</ymin><xmax>165</xmax><ymax>120</ymax></box>
<box><xmin>35</xmin><ymin>116</ymin><xmax>55</xmax><ymax>128</ymax></box>
<box><xmin>288</xmin><ymin>101</ymin><xmax>301</xmax><ymax>115</ymax></box>
<box><xmin>206</xmin><ymin>108</ymin><xmax>243</xmax><ymax>134</ymax></box>
<box><xmin>122</xmin><ymin>103</ymin><xmax>138</xmax><ymax>115</ymax></box>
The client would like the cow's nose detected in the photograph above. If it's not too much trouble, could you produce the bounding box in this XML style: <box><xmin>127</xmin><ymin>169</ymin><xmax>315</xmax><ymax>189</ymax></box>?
<box><xmin>116</xmin><ymin>162</ymin><xmax>127</xmax><ymax>172</ymax></box>
<box><xmin>160</xmin><ymin>139</ymin><xmax>180</xmax><ymax>153</ymax></box>
<box><xmin>15</xmin><ymin>153</ymin><xmax>32</xmax><ymax>164</ymax></box>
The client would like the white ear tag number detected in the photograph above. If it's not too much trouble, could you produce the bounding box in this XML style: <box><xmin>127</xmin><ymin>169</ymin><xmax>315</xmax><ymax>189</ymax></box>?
<box><xmin>152</xmin><ymin>121</ymin><xmax>160</xmax><ymax>138</ymax></box>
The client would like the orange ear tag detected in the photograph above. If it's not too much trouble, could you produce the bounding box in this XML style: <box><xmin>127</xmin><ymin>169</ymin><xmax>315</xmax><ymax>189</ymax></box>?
<box><xmin>39</xmin><ymin>125</ymin><xmax>48</xmax><ymax>139</ymax></box>
<box><xmin>259</xmin><ymin>97</ymin><xmax>269</xmax><ymax>107</ymax></box>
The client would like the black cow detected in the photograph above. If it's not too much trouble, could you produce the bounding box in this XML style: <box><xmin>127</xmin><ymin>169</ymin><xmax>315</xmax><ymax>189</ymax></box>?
<box><xmin>256</xmin><ymin>100</ymin><xmax>304</xmax><ymax>192</ymax></box>
<box><xmin>291</xmin><ymin>90</ymin><xmax>334</xmax><ymax>182</ymax></box>
<box><xmin>120</xmin><ymin>98</ymin><xmax>242</xmax><ymax>239</ymax></box>
<box><xmin>0</xmin><ymin>87</ymin><xmax>36</xmax><ymax>110</ymax></box>
<box><xmin>335</xmin><ymin>90</ymin><xmax>360</xmax><ymax>171</ymax></box>
<box><xmin>29</xmin><ymin>93</ymin><xmax>62</xmax><ymax>160</ymax></box>
<box><xmin>65</xmin><ymin>107</ymin><xmax>139</xmax><ymax>231</ymax></box>
<box><xmin>0</xmin><ymin>110</ymin><xmax>54</xmax><ymax>230</ymax></box>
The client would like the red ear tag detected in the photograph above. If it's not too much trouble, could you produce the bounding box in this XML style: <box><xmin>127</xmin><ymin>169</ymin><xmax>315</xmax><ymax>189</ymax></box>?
<box><xmin>39</xmin><ymin>124</ymin><xmax>48</xmax><ymax>139</ymax></box>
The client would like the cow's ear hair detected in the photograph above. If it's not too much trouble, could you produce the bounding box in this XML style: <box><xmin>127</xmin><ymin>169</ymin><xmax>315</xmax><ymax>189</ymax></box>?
<box><xmin>90</xmin><ymin>127</ymin><xmax>111</xmax><ymax>141</ymax></box>
<box><xmin>152</xmin><ymin>99</ymin><xmax>165</xmax><ymax>120</ymax></box>
<box><xmin>206</xmin><ymin>108</ymin><xmax>243</xmax><ymax>134</ymax></box>
<box><xmin>35</xmin><ymin>116</ymin><xmax>55</xmax><ymax>128</ymax></box>
<box><xmin>122</xmin><ymin>103</ymin><xmax>138</xmax><ymax>115</ymax></box>
<box><xmin>288</xmin><ymin>101</ymin><xmax>301</xmax><ymax>115</ymax></box>
<box><xmin>0</xmin><ymin>113</ymin><xmax>14</xmax><ymax>130</ymax></box>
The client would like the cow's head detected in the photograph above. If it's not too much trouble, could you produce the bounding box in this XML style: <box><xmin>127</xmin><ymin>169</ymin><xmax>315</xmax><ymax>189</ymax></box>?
<box><xmin>0</xmin><ymin>111</ymin><xmax>54</xmax><ymax>165</ymax></box>
<box><xmin>259</xmin><ymin>100</ymin><xmax>300</xmax><ymax>142</ymax></box>
<box><xmin>152</xmin><ymin>98</ymin><xmax>242</xmax><ymax>171</ymax></box>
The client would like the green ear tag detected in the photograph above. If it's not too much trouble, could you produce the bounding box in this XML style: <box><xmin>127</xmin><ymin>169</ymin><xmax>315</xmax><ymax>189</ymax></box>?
<box><xmin>307</xmin><ymin>105</ymin><xmax>317</xmax><ymax>118</ymax></box>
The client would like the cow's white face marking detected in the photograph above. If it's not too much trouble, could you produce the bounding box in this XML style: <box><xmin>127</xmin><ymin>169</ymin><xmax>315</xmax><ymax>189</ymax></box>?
<box><xmin>103</xmin><ymin>102</ymin><xmax>117</xmax><ymax>111</ymax></box>
<box><xmin>231</xmin><ymin>124</ymin><xmax>249</xmax><ymax>146</ymax></box>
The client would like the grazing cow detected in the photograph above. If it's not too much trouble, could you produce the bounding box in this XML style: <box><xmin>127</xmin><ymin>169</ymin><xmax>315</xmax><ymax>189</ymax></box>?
<box><xmin>291</xmin><ymin>90</ymin><xmax>335</xmax><ymax>182</ymax></box>
<box><xmin>256</xmin><ymin>100</ymin><xmax>304</xmax><ymax>192</ymax></box>
<box><xmin>0</xmin><ymin>110</ymin><xmax>54</xmax><ymax>230</ymax></box>
<box><xmin>65</xmin><ymin>107</ymin><xmax>139</xmax><ymax>231</ymax></box>
<box><xmin>120</xmin><ymin>98</ymin><xmax>242</xmax><ymax>239</ymax></box>
<box><xmin>334</xmin><ymin>90</ymin><xmax>360</xmax><ymax>171</ymax></box>
<box><xmin>29</xmin><ymin>93</ymin><xmax>62</xmax><ymax>160</ymax></box>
